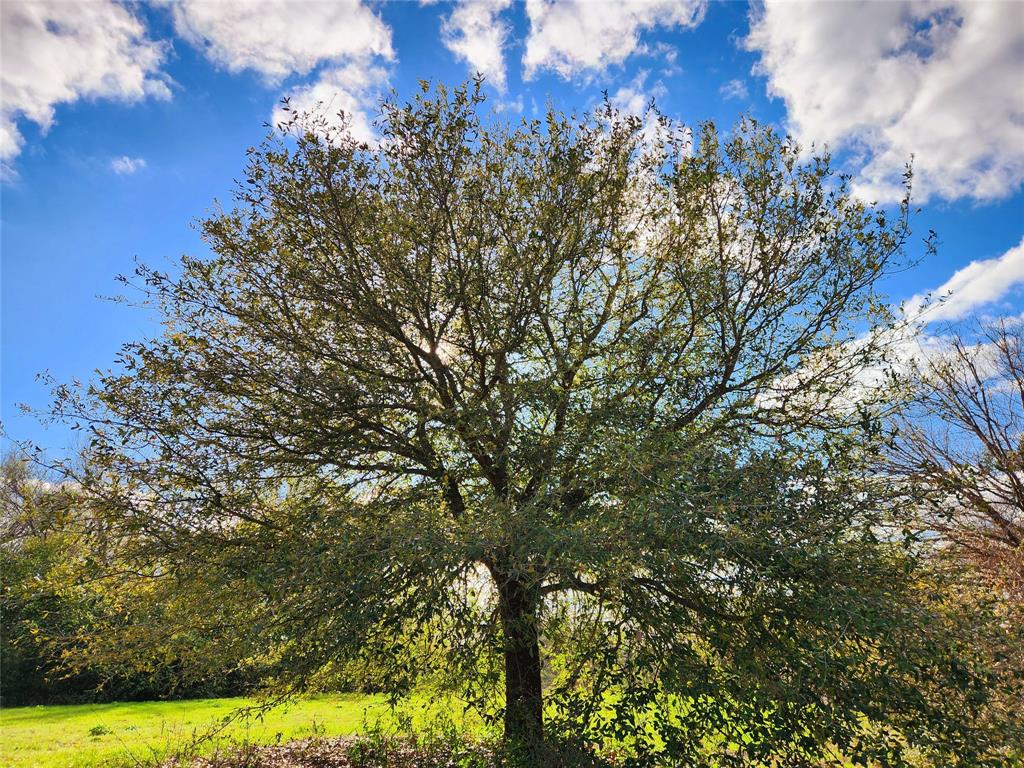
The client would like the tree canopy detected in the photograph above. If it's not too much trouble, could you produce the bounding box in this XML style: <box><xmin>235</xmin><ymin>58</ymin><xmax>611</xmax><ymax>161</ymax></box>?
<box><xmin>47</xmin><ymin>83</ymin><xmax>1016</xmax><ymax>766</ymax></box>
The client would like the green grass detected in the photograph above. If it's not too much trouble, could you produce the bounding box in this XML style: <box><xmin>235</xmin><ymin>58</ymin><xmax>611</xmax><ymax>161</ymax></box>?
<box><xmin>0</xmin><ymin>693</ymin><xmax>388</xmax><ymax>768</ymax></box>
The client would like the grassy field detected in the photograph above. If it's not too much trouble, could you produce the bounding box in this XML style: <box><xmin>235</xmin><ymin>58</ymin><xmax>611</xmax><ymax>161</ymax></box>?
<box><xmin>0</xmin><ymin>694</ymin><xmax>389</xmax><ymax>768</ymax></box>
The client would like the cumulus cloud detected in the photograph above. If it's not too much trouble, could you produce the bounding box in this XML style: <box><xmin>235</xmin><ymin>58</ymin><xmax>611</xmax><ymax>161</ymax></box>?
<box><xmin>167</xmin><ymin>0</ymin><xmax>393</xmax><ymax>82</ymax></box>
<box><xmin>111</xmin><ymin>156</ymin><xmax>146</xmax><ymax>175</ymax></box>
<box><xmin>441</xmin><ymin>0</ymin><xmax>513</xmax><ymax>91</ymax></box>
<box><xmin>166</xmin><ymin>1</ymin><xmax>395</xmax><ymax>146</ymax></box>
<box><xmin>272</xmin><ymin>62</ymin><xmax>389</xmax><ymax>146</ymax></box>
<box><xmin>523</xmin><ymin>0</ymin><xmax>705</xmax><ymax>80</ymax></box>
<box><xmin>0</xmin><ymin>1</ymin><xmax>169</xmax><ymax>172</ymax></box>
<box><xmin>746</xmin><ymin>1</ymin><xmax>1024</xmax><ymax>203</ymax></box>
<box><xmin>906</xmin><ymin>238</ymin><xmax>1024</xmax><ymax>323</ymax></box>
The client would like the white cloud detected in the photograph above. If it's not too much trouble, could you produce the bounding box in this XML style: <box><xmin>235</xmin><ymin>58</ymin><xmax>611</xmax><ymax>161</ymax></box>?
<box><xmin>441</xmin><ymin>0</ymin><xmax>513</xmax><ymax>91</ymax></box>
<box><xmin>607</xmin><ymin>72</ymin><xmax>690</xmax><ymax>166</ymax></box>
<box><xmin>167</xmin><ymin>0</ymin><xmax>393</xmax><ymax>82</ymax></box>
<box><xmin>495</xmin><ymin>95</ymin><xmax>525</xmax><ymax>114</ymax></box>
<box><xmin>823</xmin><ymin>240</ymin><xmax>1024</xmax><ymax>402</ymax></box>
<box><xmin>719</xmin><ymin>78</ymin><xmax>747</xmax><ymax>102</ymax></box>
<box><xmin>906</xmin><ymin>238</ymin><xmax>1024</xmax><ymax>323</ymax></box>
<box><xmin>648</xmin><ymin>42</ymin><xmax>681</xmax><ymax>78</ymax></box>
<box><xmin>523</xmin><ymin>0</ymin><xmax>705</xmax><ymax>80</ymax></box>
<box><xmin>0</xmin><ymin>1</ymin><xmax>169</xmax><ymax>172</ymax></box>
<box><xmin>609</xmin><ymin>71</ymin><xmax>664</xmax><ymax>117</ymax></box>
<box><xmin>746</xmin><ymin>1</ymin><xmax>1024</xmax><ymax>203</ymax></box>
<box><xmin>167</xmin><ymin>2</ymin><xmax>394</xmax><ymax>147</ymax></box>
<box><xmin>111</xmin><ymin>156</ymin><xmax>146</xmax><ymax>175</ymax></box>
<box><xmin>272</xmin><ymin>62</ymin><xmax>389</xmax><ymax>146</ymax></box>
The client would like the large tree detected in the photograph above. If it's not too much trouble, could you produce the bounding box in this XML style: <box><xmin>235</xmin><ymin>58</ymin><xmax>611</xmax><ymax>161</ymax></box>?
<box><xmin>47</xmin><ymin>84</ymin><xmax>1014</xmax><ymax>764</ymax></box>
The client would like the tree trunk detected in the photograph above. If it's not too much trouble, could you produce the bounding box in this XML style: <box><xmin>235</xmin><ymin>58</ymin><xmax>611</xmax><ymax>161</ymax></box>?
<box><xmin>496</xmin><ymin>574</ymin><xmax>544</xmax><ymax>758</ymax></box>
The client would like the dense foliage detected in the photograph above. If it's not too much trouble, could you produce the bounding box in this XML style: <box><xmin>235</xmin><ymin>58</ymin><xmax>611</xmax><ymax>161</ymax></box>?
<box><xmin>45</xmin><ymin>83</ymin><xmax>1018</xmax><ymax>764</ymax></box>
<box><xmin>0</xmin><ymin>456</ymin><xmax>254</xmax><ymax>706</ymax></box>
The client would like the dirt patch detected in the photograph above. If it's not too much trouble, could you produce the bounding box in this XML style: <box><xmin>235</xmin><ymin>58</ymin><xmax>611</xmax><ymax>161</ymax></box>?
<box><xmin>168</xmin><ymin>736</ymin><xmax>501</xmax><ymax>768</ymax></box>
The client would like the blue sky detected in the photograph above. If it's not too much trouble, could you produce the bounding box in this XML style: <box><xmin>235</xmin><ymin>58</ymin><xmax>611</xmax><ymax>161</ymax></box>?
<box><xmin>2</xmin><ymin>0</ymin><xmax>1023</xmax><ymax>455</ymax></box>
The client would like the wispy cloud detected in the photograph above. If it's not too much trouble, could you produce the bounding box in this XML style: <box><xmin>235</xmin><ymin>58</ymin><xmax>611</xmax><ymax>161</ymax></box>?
<box><xmin>906</xmin><ymin>238</ymin><xmax>1024</xmax><ymax>323</ymax></box>
<box><xmin>111</xmin><ymin>156</ymin><xmax>146</xmax><ymax>175</ymax></box>
<box><xmin>719</xmin><ymin>78</ymin><xmax>747</xmax><ymax>101</ymax></box>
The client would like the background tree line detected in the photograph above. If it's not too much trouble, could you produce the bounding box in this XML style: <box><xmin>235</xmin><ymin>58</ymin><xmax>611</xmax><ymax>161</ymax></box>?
<box><xmin>0</xmin><ymin>455</ymin><xmax>262</xmax><ymax>706</ymax></box>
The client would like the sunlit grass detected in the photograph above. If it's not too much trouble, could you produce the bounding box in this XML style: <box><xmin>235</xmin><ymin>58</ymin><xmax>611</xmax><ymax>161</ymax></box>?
<box><xmin>0</xmin><ymin>693</ymin><xmax>388</xmax><ymax>768</ymax></box>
